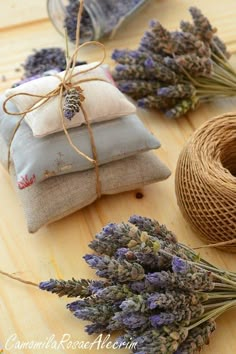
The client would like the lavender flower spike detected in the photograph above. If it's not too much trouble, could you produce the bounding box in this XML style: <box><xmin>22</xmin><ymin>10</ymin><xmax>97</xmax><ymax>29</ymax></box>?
<box><xmin>39</xmin><ymin>278</ymin><xmax>92</xmax><ymax>298</ymax></box>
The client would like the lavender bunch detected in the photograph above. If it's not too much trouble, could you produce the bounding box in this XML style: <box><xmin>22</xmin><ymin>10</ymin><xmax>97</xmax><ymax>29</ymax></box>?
<box><xmin>40</xmin><ymin>216</ymin><xmax>236</xmax><ymax>353</ymax></box>
<box><xmin>112</xmin><ymin>7</ymin><xmax>236</xmax><ymax>118</ymax></box>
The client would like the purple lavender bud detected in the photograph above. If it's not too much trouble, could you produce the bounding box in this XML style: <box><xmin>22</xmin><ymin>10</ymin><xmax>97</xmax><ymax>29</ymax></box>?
<box><xmin>88</xmin><ymin>280</ymin><xmax>106</xmax><ymax>294</ymax></box>
<box><xmin>115</xmin><ymin>248</ymin><xmax>130</xmax><ymax>258</ymax></box>
<box><xmin>85</xmin><ymin>323</ymin><xmax>108</xmax><ymax>335</ymax></box>
<box><xmin>147</xmin><ymin>294</ymin><xmax>161</xmax><ymax>310</ymax></box>
<box><xmin>120</xmin><ymin>297</ymin><xmax>143</xmax><ymax>313</ymax></box>
<box><xmin>67</xmin><ymin>300</ymin><xmax>81</xmax><ymax>312</ymax></box>
<box><xmin>172</xmin><ymin>256</ymin><xmax>190</xmax><ymax>273</ymax></box>
<box><xmin>165</xmin><ymin>109</ymin><xmax>176</xmax><ymax>119</ymax></box>
<box><xmin>39</xmin><ymin>279</ymin><xmax>57</xmax><ymax>291</ymax></box>
<box><xmin>64</xmin><ymin>110</ymin><xmax>74</xmax><ymax>120</ymax></box>
<box><xmin>130</xmin><ymin>280</ymin><xmax>146</xmax><ymax>293</ymax></box>
<box><xmin>149</xmin><ymin>19</ymin><xmax>158</xmax><ymax>28</ymax></box>
<box><xmin>116</xmin><ymin>64</ymin><xmax>126</xmax><ymax>72</ymax></box>
<box><xmin>102</xmin><ymin>223</ymin><xmax>117</xmax><ymax>235</ymax></box>
<box><xmin>137</xmin><ymin>98</ymin><xmax>147</xmax><ymax>108</ymax></box>
<box><xmin>83</xmin><ymin>254</ymin><xmax>103</xmax><ymax>268</ymax></box>
<box><xmin>150</xmin><ymin>312</ymin><xmax>175</xmax><ymax>327</ymax></box>
<box><xmin>158</xmin><ymin>87</ymin><xmax>171</xmax><ymax>96</ymax></box>
<box><xmin>122</xmin><ymin>313</ymin><xmax>147</xmax><ymax>329</ymax></box>
<box><xmin>117</xmin><ymin>81</ymin><xmax>137</xmax><ymax>93</ymax></box>
<box><xmin>144</xmin><ymin>58</ymin><xmax>155</xmax><ymax>69</ymax></box>
<box><xmin>112</xmin><ymin>49</ymin><xmax>126</xmax><ymax>60</ymax></box>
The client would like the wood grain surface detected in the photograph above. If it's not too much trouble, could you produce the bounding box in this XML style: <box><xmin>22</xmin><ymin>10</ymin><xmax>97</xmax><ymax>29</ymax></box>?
<box><xmin>0</xmin><ymin>1</ymin><xmax>236</xmax><ymax>353</ymax></box>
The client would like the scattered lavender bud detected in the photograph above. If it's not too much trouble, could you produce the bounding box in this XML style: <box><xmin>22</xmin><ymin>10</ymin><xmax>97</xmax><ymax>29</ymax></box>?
<box><xmin>64</xmin><ymin>0</ymin><xmax>147</xmax><ymax>43</ymax></box>
<box><xmin>20</xmin><ymin>47</ymin><xmax>87</xmax><ymax>80</ymax></box>
<box><xmin>22</xmin><ymin>47</ymin><xmax>67</xmax><ymax>78</ymax></box>
<box><xmin>64</xmin><ymin>0</ymin><xmax>93</xmax><ymax>42</ymax></box>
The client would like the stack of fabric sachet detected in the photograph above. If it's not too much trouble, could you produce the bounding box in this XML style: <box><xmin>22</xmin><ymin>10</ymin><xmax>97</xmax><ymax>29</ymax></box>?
<box><xmin>0</xmin><ymin>63</ymin><xmax>171</xmax><ymax>232</ymax></box>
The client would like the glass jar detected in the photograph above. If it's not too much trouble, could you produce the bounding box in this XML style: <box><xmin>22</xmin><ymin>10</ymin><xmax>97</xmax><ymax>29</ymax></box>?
<box><xmin>47</xmin><ymin>0</ymin><xmax>150</xmax><ymax>43</ymax></box>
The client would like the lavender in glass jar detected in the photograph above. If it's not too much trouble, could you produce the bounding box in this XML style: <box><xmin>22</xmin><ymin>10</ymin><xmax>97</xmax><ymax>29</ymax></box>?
<box><xmin>47</xmin><ymin>0</ymin><xmax>150</xmax><ymax>43</ymax></box>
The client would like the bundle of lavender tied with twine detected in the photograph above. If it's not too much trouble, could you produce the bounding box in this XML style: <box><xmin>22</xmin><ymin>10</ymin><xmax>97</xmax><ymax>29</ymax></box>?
<box><xmin>39</xmin><ymin>216</ymin><xmax>236</xmax><ymax>354</ymax></box>
<box><xmin>112</xmin><ymin>7</ymin><xmax>236</xmax><ymax>118</ymax></box>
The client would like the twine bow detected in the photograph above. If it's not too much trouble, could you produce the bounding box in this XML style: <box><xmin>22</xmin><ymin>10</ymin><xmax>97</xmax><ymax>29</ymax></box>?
<box><xmin>3</xmin><ymin>0</ymin><xmax>109</xmax><ymax>198</ymax></box>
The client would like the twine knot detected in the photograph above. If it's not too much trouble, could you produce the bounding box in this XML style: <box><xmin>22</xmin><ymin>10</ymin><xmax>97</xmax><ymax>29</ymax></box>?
<box><xmin>2</xmin><ymin>0</ymin><xmax>109</xmax><ymax>199</ymax></box>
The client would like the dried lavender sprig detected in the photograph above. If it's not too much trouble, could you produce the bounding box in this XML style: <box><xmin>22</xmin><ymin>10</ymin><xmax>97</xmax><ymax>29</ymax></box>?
<box><xmin>158</xmin><ymin>83</ymin><xmax>196</xmax><ymax>99</ymax></box>
<box><xmin>165</xmin><ymin>98</ymin><xmax>197</xmax><ymax>119</ymax></box>
<box><xmin>126</xmin><ymin>326</ymin><xmax>188</xmax><ymax>354</ymax></box>
<box><xmin>128</xmin><ymin>215</ymin><xmax>177</xmax><ymax>244</ymax></box>
<box><xmin>114</xmin><ymin>62</ymin><xmax>176</xmax><ymax>83</ymax></box>
<box><xmin>95</xmin><ymin>284</ymin><xmax>133</xmax><ymax>302</ymax></box>
<box><xmin>84</xmin><ymin>254</ymin><xmax>145</xmax><ymax>282</ymax></box>
<box><xmin>85</xmin><ymin>323</ymin><xmax>108</xmax><ymax>335</ymax></box>
<box><xmin>108</xmin><ymin>312</ymin><xmax>149</xmax><ymax>331</ymax></box>
<box><xmin>137</xmin><ymin>95</ymin><xmax>178</xmax><ymax>110</ymax></box>
<box><xmin>171</xmin><ymin>31</ymin><xmax>211</xmax><ymax>57</ymax></box>
<box><xmin>120</xmin><ymin>294</ymin><xmax>149</xmax><ymax>314</ymax></box>
<box><xmin>39</xmin><ymin>278</ymin><xmax>94</xmax><ymax>298</ymax></box>
<box><xmin>140</xmin><ymin>20</ymin><xmax>174</xmax><ymax>55</ymax></box>
<box><xmin>89</xmin><ymin>222</ymin><xmax>135</xmax><ymax>255</ymax></box>
<box><xmin>151</xmin><ymin>303</ymin><xmax>204</xmax><ymax>327</ymax></box>
<box><xmin>147</xmin><ymin>290</ymin><xmax>204</xmax><ymax>311</ymax></box>
<box><xmin>117</xmin><ymin>80</ymin><xmax>161</xmax><ymax>99</ymax></box>
<box><xmin>189</xmin><ymin>6</ymin><xmax>217</xmax><ymax>42</ymax></box>
<box><xmin>131</xmin><ymin>266</ymin><xmax>214</xmax><ymax>293</ymax></box>
<box><xmin>89</xmin><ymin>221</ymin><xmax>164</xmax><ymax>259</ymax></box>
<box><xmin>174</xmin><ymin>320</ymin><xmax>216</xmax><ymax>354</ymax></box>
<box><xmin>69</xmin><ymin>299</ymin><xmax>118</xmax><ymax>323</ymax></box>
<box><xmin>112</xmin><ymin>49</ymin><xmax>164</xmax><ymax>66</ymax></box>
<box><xmin>125</xmin><ymin>249</ymin><xmax>171</xmax><ymax>271</ymax></box>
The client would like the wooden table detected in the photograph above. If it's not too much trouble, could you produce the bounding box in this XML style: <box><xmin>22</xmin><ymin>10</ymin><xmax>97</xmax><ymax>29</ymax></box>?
<box><xmin>0</xmin><ymin>1</ymin><xmax>236</xmax><ymax>353</ymax></box>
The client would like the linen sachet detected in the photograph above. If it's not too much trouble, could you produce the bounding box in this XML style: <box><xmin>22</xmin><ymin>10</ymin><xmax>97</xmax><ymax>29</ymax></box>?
<box><xmin>10</xmin><ymin>151</ymin><xmax>171</xmax><ymax>233</ymax></box>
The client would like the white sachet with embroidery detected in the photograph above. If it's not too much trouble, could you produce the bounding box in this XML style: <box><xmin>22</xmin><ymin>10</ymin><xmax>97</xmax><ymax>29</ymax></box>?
<box><xmin>5</xmin><ymin>62</ymin><xmax>136</xmax><ymax>137</ymax></box>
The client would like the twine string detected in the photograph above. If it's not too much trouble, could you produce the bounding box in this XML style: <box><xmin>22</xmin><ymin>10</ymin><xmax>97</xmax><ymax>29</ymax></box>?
<box><xmin>2</xmin><ymin>0</ymin><xmax>108</xmax><ymax>198</ymax></box>
<box><xmin>194</xmin><ymin>238</ymin><xmax>236</xmax><ymax>250</ymax></box>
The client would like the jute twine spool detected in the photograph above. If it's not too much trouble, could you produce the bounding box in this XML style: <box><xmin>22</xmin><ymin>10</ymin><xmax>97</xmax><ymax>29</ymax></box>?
<box><xmin>175</xmin><ymin>113</ymin><xmax>236</xmax><ymax>252</ymax></box>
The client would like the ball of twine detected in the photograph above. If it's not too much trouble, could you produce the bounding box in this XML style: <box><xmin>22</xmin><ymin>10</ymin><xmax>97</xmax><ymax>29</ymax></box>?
<box><xmin>175</xmin><ymin>113</ymin><xmax>236</xmax><ymax>252</ymax></box>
